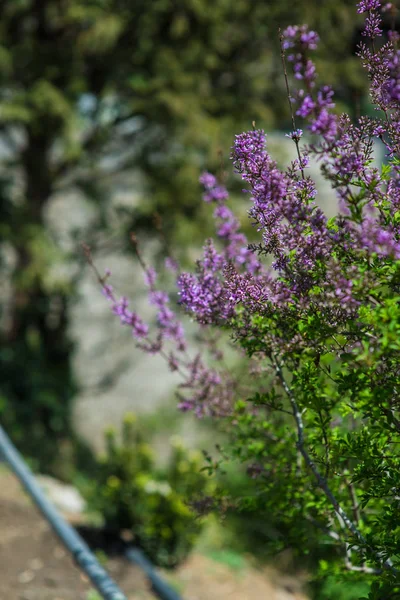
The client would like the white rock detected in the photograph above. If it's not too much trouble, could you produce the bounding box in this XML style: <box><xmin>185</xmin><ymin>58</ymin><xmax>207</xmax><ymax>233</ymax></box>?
<box><xmin>36</xmin><ymin>475</ymin><xmax>86</xmax><ymax>515</ymax></box>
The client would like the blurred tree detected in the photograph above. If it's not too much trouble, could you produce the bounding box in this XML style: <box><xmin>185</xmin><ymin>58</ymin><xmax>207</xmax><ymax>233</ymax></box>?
<box><xmin>0</xmin><ymin>0</ymin><xmax>366</xmax><ymax>474</ymax></box>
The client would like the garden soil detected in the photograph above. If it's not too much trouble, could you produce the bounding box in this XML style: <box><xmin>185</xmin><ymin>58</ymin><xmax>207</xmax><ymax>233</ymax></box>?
<box><xmin>0</xmin><ymin>470</ymin><xmax>309</xmax><ymax>600</ymax></box>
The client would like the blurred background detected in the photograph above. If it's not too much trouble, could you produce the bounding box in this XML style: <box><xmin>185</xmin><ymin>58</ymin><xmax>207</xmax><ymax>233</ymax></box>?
<box><xmin>0</xmin><ymin>1</ymin><xmax>385</xmax><ymax>598</ymax></box>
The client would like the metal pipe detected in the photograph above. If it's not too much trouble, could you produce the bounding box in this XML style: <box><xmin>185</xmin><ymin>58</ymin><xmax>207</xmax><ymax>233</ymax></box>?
<box><xmin>125</xmin><ymin>547</ymin><xmax>182</xmax><ymax>600</ymax></box>
<box><xmin>0</xmin><ymin>425</ymin><xmax>127</xmax><ymax>600</ymax></box>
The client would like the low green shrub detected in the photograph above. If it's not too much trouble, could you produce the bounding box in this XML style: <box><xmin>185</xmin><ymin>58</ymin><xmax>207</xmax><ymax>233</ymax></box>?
<box><xmin>85</xmin><ymin>413</ymin><xmax>211</xmax><ymax>567</ymax></box>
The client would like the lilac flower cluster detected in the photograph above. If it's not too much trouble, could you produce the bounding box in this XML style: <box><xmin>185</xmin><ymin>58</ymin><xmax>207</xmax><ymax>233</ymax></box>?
<box><xmin>356</xmin><ymin>0</ymin><xmax>384</xmax><ymax>38</ymax></box>
<box><xmin>102</xmin><ymin>260</ymin><xmax>232</xmax><ymax>416</ymax></box>
<box><xmin>357</xmin><ymin>3</ymin><xmax>400</xmax><ymax>118</ymax></box>
<box><xmin>358</xmin><ymin>206</ymin><xmax>400</xmax><ymax>258</ymax></box>
<box><xmin>102</xmin><ymin>284</ymin><xmax>149</xmax><ymax>339</ymax></box>
<box><xmin>177</xmin><ymin>170</ymin><xmax>264</xmax><ymax>326</ymax></box>
<box><xmin>142</xmin><ymin>269</ymin><xmax>186</xmax><ymax>351</ymax></box>
<box><xmin>283</xmin><ymin>25</ymin><xmax>337</xmax><ymax>142</ymax></box>
<box><xmin>357</xmin><ymin>0</ymin><xmax>381</xmax><ymax>11</ymax></box>
<box><xmin>101</xmin><ymin>1</ymin><xmax>400</xmax><ymax>419</ymax></box>
<box><xmin>231</xmin><ymin>129</ymin><xmax>330</xmax><ymax>287</ymax></box>
<box><xmin>199</xmin><ymin>172</ymin><xmax>229</xmax><ymax>203</ymax></box>
<box><xmin>177</xmin><ymin>241</ymin><xmax>233</xmax><ymax>325</ymax></box>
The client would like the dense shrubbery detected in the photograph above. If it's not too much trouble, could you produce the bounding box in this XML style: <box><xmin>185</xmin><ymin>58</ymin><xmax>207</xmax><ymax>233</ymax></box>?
<box><xmin>93</xmin><ymin>1</ymin><xmax>400</xmax><ymax>597</ymax></box>
<box><xmin>84</xmin><ymin>414</ymin><xmax>210</xmax><ymax>567</ymax></box>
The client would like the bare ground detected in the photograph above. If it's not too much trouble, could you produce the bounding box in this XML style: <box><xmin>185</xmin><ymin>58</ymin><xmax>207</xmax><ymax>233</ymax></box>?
<box><xmin>0</xmin><ymin>470</ymin><xmax>309</xmax><ymax>600</ymax></box>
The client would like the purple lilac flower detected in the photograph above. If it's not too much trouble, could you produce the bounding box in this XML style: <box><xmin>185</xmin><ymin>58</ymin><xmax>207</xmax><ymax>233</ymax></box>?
<box><xmin>149</xmin><ymin>290</ymin><xmax>169</xmax><ymax>308</ymax></box>
<box><xmin>199</xmin><ymin>172</ymin><xmax>229</xmax><ymax>203</ymax></box>
<box><xmin>176</xmin><ymin>352</ymin><xmax>233</xmax><ymax>417</ymax></box>
<box><xmin>357</xmin><ymin>0</ymin><xmax>381</xmax><ymax>12</ymax></box>
<box><xmin>203</xmin><ymin>185</ymin><xmax>229</xmax><ymax>203</ymax></box>
<box><xmin>383</xmin><ymin>50</ymin><xmax>400</xmax><ymax>104</ymax></box>
<box><xmin>233</xmin><ymin>129</ymin><xmax>331</xmax><ymax>280</ymax></box>
<box><xmin>232</xmin><ymin>130</ymin><xmax>268</xmax><ymax>181</ymax></box>
<box><xmin>297</xmin><ymin>95</ymin><xmax>315</xmax><ymax>118</ymax></box>
<box><xmin>358</xmin><ymin>211</ymin><xmax>400</xmax><ymax>258</ymax></box>
<box><xmin>282</xmin><ymin>25</ymin><xmax>319</xmax><ymax>52</ymax></box>
<box><xmin>199</xmin><ymin>164</ymin><xmax>262</xmax><ymax>274</ymax></box>
<box><xmin>177</xmin><ymin>267</ymin><xmax>234</xmax><ymax>325</ymax></box>
<box><xmin>199</xmin><ymin>172</ymin><xmax>217</xmax><ymax>188</ymax></box>
<box><xmin>309</xmin><ymin>109</ymin><xmax>337</xmax><ymax>140</ymax></box>
<box><xmin>363</xmin><ymin>11</ymin><xmax>383</xmax><ymax>37</ymax></box>
<box><xmin>111</xmin><ymin>296</ymin><xmax>149</xmax><ymax>339</ymax></box>
<box><xmin>144</xmin><ymin>267</ymin><xmax>157</xmax><ymax>288</ymax></box>
<box><xmin>214</xmin><ymin>205</ymin><xmax>232</xmax><ymax>220</ymax></box>
<box><xmin>147</xmin><ymin>288</ymin><xmax>187</xmax><ymax>350</ymax></box>
<box><xmin>165</xmin><ymin>256</ymin><xmax>179</xmax><ymax>273</ymax></box>
<box><xmin>283</xmin><ymin>27</ymin><xmax>339</xmax><ymax>143</ymax></box>
<box><xmin>285</xmin><ymin>129</ymin><xmax>303</xmax><ymax>142</ymax></box>
<box><xmin>102</xmin><ymin>283</ymin><xmax>114</xmax><ymax>301</ymax></box>
<box><xmin>203</xmin><ymin>238</ymin><xmax>223</xmax><ymax>267</ymax></box>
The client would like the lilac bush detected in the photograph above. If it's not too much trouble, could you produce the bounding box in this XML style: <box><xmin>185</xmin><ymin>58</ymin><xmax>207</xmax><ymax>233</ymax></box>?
<box><xmin>91</xmin><ymin>1</ymin><xmax>400</xmax><ymax>595</ymax></box>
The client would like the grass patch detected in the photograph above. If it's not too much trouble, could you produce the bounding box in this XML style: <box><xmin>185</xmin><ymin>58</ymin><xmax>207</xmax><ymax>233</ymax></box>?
<box><xmin>206</xmin><ymin>549</ymin><xmax>247</xmax><ymax>571</ymax></box>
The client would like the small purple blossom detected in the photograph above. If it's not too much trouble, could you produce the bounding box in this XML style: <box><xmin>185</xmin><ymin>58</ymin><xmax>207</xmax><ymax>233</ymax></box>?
<box><xmin>149</xmin><ymin>290</ymin><xmax>169</xmax><ymax>309</ymax></box>
<box><xmin>363</xmin><ymin>11</ymin><xmax>383</xmax><ymax>37</ymax></box>
<box><xmin>214</xmin><ymin>205</ymin><xmax>232</xmax><ymax>220</ymax></box>
<box><xmin>286</xmin><ymin>129</ymin><xmax>303</xmax><ymax>142</ymax></box>
<box><xmin>373</xmin><ymin>124</ymin><xmax>386</xmax><ymax>137</ymax></box>
<box><xmin>111</xmin><ymin>296</ymin><xmax>149</xmax><ymax>339</ymax></box>
<box><xmin>199</xmin><ymin>172</ymin><xmax>217</xmax><ymax>188</ymax></box>
<box><xmin>282</xmin><ymin>25</ymin><xmax>319</xmax><ymax>51</ymax></box>
<box><xmin>165</xmin><ymin>256</ymin><xmax>179</xmax><ymax>273</ymax></box>
<box><xmin>144</xmin><ymin>267</ymin><xmax>157</xmax><ymax>288</ymax></box>
<box><xmin>383</xmin><ymin>50</ymin><xmax>400</xmax><ymax>103</ymax></box>
<box><xmin>200</xmin><ymin>172</ymin><xmax>229</xmax><ymax>203</ymax></box>
<box><xmin>357</xmin><ymin>0</ymin><xmax>381</xmax><ymax>12</ymax></box>
<box><xmin>358</xmin><ymin>211</ymin><xmax>400</xmax><ymax>259</ymax></box>
<box><xmin>297</xmin><ymin>95</ymin><xmax>316</xmax><ymax>118</ymax></box>
<box><xmin>203</xmin><ymin>185</ymin><xmax>229</xmax><ymax>203</ymax></box>
<box><xmin>309</xmin><ymin>109</ymin><xmax>337</xmax><ymax>139</ymax></box>
<box><xmin>102</xmin><ymin>283</ymin><xmax>114</xmax><ymax>301</ymax></box>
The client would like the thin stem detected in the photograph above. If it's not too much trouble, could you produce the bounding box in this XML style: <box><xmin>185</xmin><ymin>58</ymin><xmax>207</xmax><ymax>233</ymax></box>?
<box><xmin>272</xmin><ymin>355</ymin><xmax>397</xmax><ymax>574</ymax></box>
<box><xmin>279</xmin><ymin>29</ymin><xmax>305</xmax><ymax>180</ymax></box>
<box><xmin>345</xmin><ymin>463</ymin><xmax>368</xmax><ymax>571</ymax></box>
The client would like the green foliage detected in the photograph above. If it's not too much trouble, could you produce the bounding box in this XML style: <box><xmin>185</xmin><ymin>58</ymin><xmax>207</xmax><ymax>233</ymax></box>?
<box><xmin>204</xmin><ymin>258</ymin><xmax>400</xmax><ymax>594</ymax></box>
<box><xmin>206</xmin><ymin>549</ymin><xmax>247</xmax><ymax>571</ymax></box>
<box><xmin>84</xmin><ymin>414</ymin><xmax>211</xmax><ymax>568</ymax></box>
<box><xmin>85</xmin><ymin>591</ymin><xmax>102</xmax><ymax>600</ymax></box>
<box><xmin>313</xmin><ymin>575</ymin><xmax>371</xmax><ymax>600</ymax></box>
